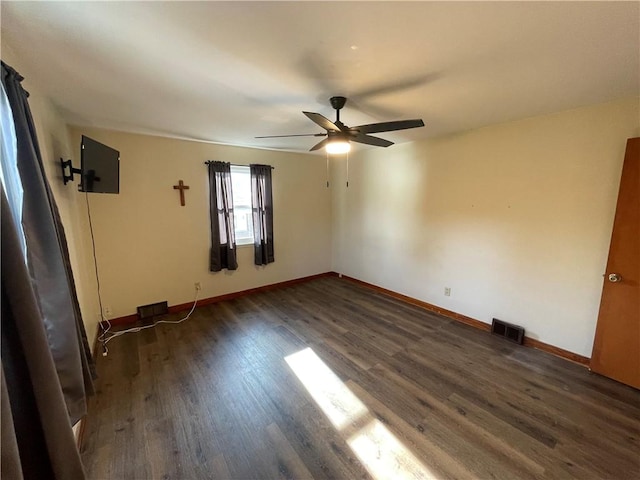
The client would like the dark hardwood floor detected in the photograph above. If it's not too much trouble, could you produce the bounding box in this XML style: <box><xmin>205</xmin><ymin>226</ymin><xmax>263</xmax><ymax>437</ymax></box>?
<box><xmin>81</xmin><ymin>277</ymin><xmax>640</xmax><ymax>479</ymax></box>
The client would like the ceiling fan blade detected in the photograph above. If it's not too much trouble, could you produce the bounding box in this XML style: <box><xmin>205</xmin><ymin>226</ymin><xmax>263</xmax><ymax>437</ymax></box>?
<box><xmin>350</xmin><ymin>133</ymin><xmax>394</xmax><ymax>148</ymax></box>
<box><xmin>353</xmin><ymin>119</ymin><xmax>425</xmax><ymax>134</ymax></box>
<box><xmin>255</xmin><ymin>133</ymin><xmax>326</xmax><ymax>139</ymax></box>
<box><xmin>303</xmin><ymin>112</ymin><xmax>342</xmax><ymax>132</ymax></box>
<box><xmin>310</xmin><ymin>138</ymin><xmax>330</xmax><ymax>151</ymax></box>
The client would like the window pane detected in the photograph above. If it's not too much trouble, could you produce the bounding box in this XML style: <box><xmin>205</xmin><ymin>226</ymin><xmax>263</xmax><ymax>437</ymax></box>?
<box><xmin>0</xmin><ymin>80</ymin><xmax>27</xmax><ymax>258</ymax></box>
<box><xmin>230</xmin><ymin>166</ymin><xmax>253</xmax><ymax>243</ymax></box>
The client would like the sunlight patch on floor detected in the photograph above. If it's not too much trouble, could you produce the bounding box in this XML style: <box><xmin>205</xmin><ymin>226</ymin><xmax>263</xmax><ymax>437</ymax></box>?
<box><xmin>285</xmin><ymin>347</ymin><xmax>438</xmax><ymax>480</ymax></box>
<box><xmin>348</xmin><ymin>419</ymin><xmax>435</xmax><ymax>480</ymax></box>
<box><xmin>285</xmin><ymin>347</ymin><xmax>368</xmax><ymax>429</ymax></box>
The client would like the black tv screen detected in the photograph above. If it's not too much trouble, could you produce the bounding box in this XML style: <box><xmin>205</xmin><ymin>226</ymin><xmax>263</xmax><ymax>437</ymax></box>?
<box><xmin>80</xmin><ymin>135</ymin><xmax>120</xmax><ymax>194</ymax></box>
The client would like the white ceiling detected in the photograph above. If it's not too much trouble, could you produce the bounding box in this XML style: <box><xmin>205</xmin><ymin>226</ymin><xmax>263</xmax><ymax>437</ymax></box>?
<box><xmin>2</xmin><ymin>1</ymin><xmax>638</xmax><ymax>154</ymax></box>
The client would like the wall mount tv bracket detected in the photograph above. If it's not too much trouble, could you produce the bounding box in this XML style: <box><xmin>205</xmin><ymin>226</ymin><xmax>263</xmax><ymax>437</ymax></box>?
<box><xmin>60</xmin><ymin>158</ymin><xmax>81</xmax><ymax>186</ymax></box>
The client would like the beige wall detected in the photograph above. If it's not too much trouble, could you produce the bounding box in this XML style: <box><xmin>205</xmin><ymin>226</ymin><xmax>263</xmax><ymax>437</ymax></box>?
<box><xmin>331</xmin><ymin>97</ymin><xmax>639</xmax><ymax>357</ymax></box>
<box><xmin>67</xmin><ymin>127</ymin><xmax>332</xmax><ymax>323</ymax></box>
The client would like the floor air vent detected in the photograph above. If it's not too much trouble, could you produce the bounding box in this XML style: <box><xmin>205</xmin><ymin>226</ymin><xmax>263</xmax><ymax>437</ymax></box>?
<box><xmin>491</xmin><ymin>318</ymin><xmax>525</xmax><ymax>345</ymax></box>
<box><xmin>137</xmin><ymin>301</ymin><xmax>168</xmax><ymax>320</ymax></box>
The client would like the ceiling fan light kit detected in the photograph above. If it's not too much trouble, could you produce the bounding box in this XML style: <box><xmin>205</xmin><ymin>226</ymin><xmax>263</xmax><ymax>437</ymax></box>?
<box><xmin>257</xmin><ymin>96</ymin><xmax>425</xmax><ymax>152</ymax></box>
<box><xmin>325</xmin><ymin>140</ymin><xmax>351</xmax><ymax>154</ymax></box>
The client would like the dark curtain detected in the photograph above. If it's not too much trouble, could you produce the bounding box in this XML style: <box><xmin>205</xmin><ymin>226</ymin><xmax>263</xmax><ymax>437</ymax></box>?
<box><xmin>1</xmin><ymin>189</ymin><xmax>86</xmax><ymax>479</ymax></box>
<box><xmin>208</xmin><ymin>160</ymin><xmax>238</xmax><ymax>271</ymax></box>
<box><xmin>1</xmin><ymin>61</ymin><xmax>94</xmax><ymax>478</ymax></box>
<box><xmin>2</xmin><ymin>61</ymin><xmax>95</xmax><ymax>423</ymax></box>
<box><xmin>250</xmin><ymin>164</ymin><xmax>274</xmax><ymax>265</ymax></box>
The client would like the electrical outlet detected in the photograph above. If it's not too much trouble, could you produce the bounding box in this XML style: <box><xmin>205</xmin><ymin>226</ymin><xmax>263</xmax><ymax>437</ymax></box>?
<box><xmin>103</xmin><ymin>306</ymin><xmax>112</xmax><ymax>318</ymax></box>
<box><xmin>444</xmin><ymin>287</ymin><xmax>451</xmax><ymax>297</ymax></box>
<box><xmin>195</xmin><ymin>282</ymin><xmax>202</xmax><ymax>291</ymax></box>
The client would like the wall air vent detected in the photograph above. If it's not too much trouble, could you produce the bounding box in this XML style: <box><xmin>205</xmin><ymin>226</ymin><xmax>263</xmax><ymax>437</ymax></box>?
<box><xmin>491</xmin><ymin>318</ymin><xmax>525</xmax><ymax>345</ymax></box>
<box><xmin>137</xmin><ymin>301</ymin><xmax>168</xmax><ymax>320</ymax></box>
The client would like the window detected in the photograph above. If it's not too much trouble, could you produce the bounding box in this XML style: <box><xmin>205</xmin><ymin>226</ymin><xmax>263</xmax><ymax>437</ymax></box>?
<box><xmin>230</xmin><ymin>165</ymin><xmax>253</xmax><ymax>245</ymax></box>
<box><xmin>0</xmin><ymin>79</ymin><xmax>27</xmax><ymax>257</ymax></box>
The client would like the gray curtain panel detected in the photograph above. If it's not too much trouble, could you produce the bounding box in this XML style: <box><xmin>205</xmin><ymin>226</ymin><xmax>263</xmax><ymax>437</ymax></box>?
<box><xmin>2</xmin><ymin>61</ymin><xmax>95</xmax><ymax>478</ymax></box>
<box><xmin>250</xmin><ymin>164</ymin><xmax>274</xmax><ymax>265</ymax></box>
<box><xmin>2</xmin><ymin>189</ymin><xmax>87</xmax><ymax>479</ymax></box>
<box><xmin>2</xmin><ymin>61</ymin><xmax>94</xmax><ymax>424</ymax></box>
<box><xmin>208</xmin><ymin>160</ymin><xmax>238</xmax><ymax>271</ymax></box>
<box><xmin>1</xmin><ymin>367</ymin><xmax>23</xmax><ymax>479</ymax></box>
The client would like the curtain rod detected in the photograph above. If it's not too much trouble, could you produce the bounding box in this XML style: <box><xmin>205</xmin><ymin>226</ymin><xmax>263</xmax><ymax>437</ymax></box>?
<box><xmin>204</xmin><ymin>161</ymin><xmax>274</xmax><ymax>169</ymax></box>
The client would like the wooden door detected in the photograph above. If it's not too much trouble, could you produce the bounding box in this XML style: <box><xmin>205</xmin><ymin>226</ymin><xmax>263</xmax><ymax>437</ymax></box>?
<box><xmin>590</xmin><ymin>137</ymin><xmax>639</xmax><ymax>389</ymax></box>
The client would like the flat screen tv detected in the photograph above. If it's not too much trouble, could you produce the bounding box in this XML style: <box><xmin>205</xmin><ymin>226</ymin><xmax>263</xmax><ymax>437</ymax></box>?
<box><xmin>80</xmin><ymin>135</ymin><xmax>120</xmax><ymax>194</ymax></box>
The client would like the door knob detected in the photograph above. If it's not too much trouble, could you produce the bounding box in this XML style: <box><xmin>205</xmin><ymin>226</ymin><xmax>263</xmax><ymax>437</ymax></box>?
<box><xmin>608</xmin><ymin>273</ymin><xmax>622</xmax><ymax>283</ymax></box>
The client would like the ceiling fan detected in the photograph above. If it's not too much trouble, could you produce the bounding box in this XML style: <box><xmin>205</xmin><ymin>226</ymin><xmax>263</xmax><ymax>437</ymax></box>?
<box><xmin>256</xmin><ymin>96</ymin><xmax>425</xmax><ymax>153</ymax></box>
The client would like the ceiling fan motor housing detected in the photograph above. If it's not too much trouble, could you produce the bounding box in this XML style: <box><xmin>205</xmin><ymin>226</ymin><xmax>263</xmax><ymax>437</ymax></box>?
<box><xmin>330</xmin><ymin>96</ymin><xmax>347</xmax><ymax>110</ymax></box>
<box><xmin>327</xmin><ymin>130</ymin><xmax>349</xmax><ymax>140</ymax></box>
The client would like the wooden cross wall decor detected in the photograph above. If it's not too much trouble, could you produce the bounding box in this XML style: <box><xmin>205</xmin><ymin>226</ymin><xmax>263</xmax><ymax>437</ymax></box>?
<box><xmin>173</xmin><ymin>180</ymin><xmax>190</xmax><ymax>206</ymax></box>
